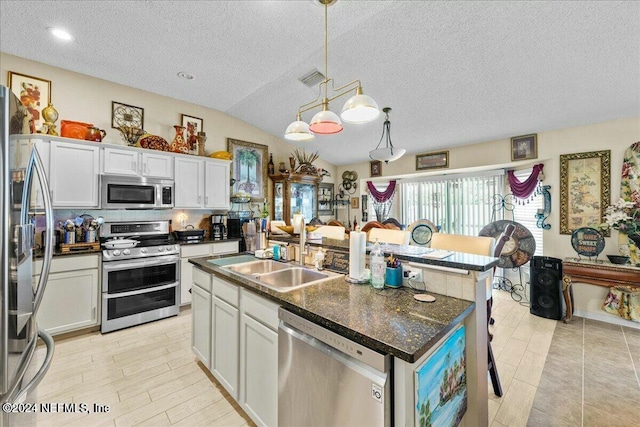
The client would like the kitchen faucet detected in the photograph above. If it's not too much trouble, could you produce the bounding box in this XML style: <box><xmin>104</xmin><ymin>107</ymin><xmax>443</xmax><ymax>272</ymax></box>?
<box><xmin>299</xmin><ymin>223</ymin><xmax>306</xmax><ymax>266</ymax></box>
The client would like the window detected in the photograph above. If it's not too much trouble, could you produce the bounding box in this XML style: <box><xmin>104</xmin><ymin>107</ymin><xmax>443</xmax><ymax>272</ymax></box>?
<box><xmin>400</xmin><ymin>171</ymin><xmax>505</xmax><ymax>236</ymax></box>
<box><xmin>511</xmin><ymin>169</ymin><xmax>544</xmax><ymax>256</ymax></box>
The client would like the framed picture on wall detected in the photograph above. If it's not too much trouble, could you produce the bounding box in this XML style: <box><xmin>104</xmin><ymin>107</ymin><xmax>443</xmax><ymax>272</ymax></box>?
<box><xmin>350</xmin><ymin>197</ymin><xmax>359</xmax><ymax>209</ymax></box>
<box><xmin>112</xmin><ymin>101</ymin><xmax>144</xmax><ymax>130</ymax></box>
<box><xmin>416</xmin><ymin>151</ymin><xmax>449</xmax><ymax>170</ymax></box>
<box><xmin>370</xmin><ymin>160</ymin><xmax>382</xmax><ymax>177</ymax></box>
<box><xmin>511</xmin><ymin>134</ymin><xmax>538</xmax><ymax>161</ymax></box>
<box><xmin>181</xmin><ymin>114</ymin><xmax>203</xmax><ymax>153</ymax></box>
<box><xmin>227</xmin><ymin>138</ymin><xmax>268</xmax><ymax>201</ymax></box>
<box><xmin>8</xmin><ymin>71</ymin><xmax>51</xmax><ymax>133</ymax></box>
<box><xmin>559</xmin><ymin>150</ymin><xmax>611</xmax><ymax>235</ymax></box>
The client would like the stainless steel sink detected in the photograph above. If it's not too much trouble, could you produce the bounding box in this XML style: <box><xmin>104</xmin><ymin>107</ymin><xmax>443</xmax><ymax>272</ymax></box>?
<box><xmin>257</xmin><ymin>267</ymin><xmax>341</xmax><ymax>292</ymax></box>
<box><xmin>226</xmin><ymin>260</ymin><xmax>292</xmax><ymax>275</ymax></box>
<box><xmin>223</xmin><ymin>259</ymin><xmax>341</xmax><ymax>292</ymax></box>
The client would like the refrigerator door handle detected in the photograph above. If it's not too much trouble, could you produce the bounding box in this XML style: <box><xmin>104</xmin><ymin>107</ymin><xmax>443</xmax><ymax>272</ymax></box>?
<box><xmin>12</xmin><ymin>328</ymin><xmax>54</xmax><ymax>403</ymax></box>
<box><xmin>0</xmin><ymin>327</ymin><xmax>37</xmax><ymax>404</ymax></box>
<box><xmin>22</xmin><ymin>147</ymin><xmax>54</xmax><ymax>316</ymax></box>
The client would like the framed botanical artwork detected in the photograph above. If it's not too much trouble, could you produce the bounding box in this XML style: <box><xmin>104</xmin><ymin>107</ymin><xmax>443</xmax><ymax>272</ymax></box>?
<box><xmin>416</xmin><ymin>151</ymin><xmax>449</xmax><ymax>170</ymax></box>
<box><xmin>227</xmin><ymin>138</ymin><xmax>268</xmax><ymax>201</ymax></box>
<box><xmin>370</xmin><ymin>160</ymin><xmax>382</xmax><ymax>177</ymax></box>
<box><xmin>112</xmin><ymin>101</ymin><xmax>144</xmax><ymax>129</ymax></box>
<box><xmin>511</xmin><ymin>134</ymin><xmax>538</xmax><ymax>161</ymax></box>
<box><xmin>350</xmin><ymin>197</ymin><xmax>359</xmax><ymax>209</ymax></box>
<box><xmin>181</xmin><ymin>114</ymin><xmax>203</xmax><ymax>153</ymax></box>
<box><xmin>560</xmin><ymin>150</ymin><xmax>611</xmax><ymax>235</ymax></box>
<box><xmin>8</xmin><ymin>71</ymin><xmax>51</xmax><ymax>133</ymax></box>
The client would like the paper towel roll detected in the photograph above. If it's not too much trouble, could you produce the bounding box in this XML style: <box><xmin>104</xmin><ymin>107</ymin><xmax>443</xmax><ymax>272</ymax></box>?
<box><xmin>349</xmin><ymin>231</ymin><xmax>366</xmax><ymax>281</ymax></box>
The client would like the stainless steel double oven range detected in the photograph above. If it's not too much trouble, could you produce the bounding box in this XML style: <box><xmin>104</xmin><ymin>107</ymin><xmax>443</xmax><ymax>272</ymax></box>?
<box><xmin>100</xmin><ymin>220</ymin><xmax>179</xmax><ymax>333</ymax></box>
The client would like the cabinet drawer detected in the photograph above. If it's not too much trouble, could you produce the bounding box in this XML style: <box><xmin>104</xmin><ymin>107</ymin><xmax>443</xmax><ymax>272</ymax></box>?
<box><xmin>212</xmin><ymin>276</ymin><xmax>239</xmax><ymax>307</ymax></box>
<box><xmin>212</xmin><ymin>241</ymin><xmax>239</xmax><ymax>255</ymax></box>
<box><xmin>241</xmin><ymin>289</ymin><xmax>279</xmax><ymax>331</ymax></box>
<box><xmin>192</xmin><ymin>267</ymin><xmax>212</xmax><ymax>293</ymax></box>
<box><xmin>33</xmin><ymin>254</ymin><xmax>99</xmax><ymax>275</ymax></box>
<box><xmin>180</xmin><ymin>244</ymin><xmax>211</xmax><ymax>258</ymax></box>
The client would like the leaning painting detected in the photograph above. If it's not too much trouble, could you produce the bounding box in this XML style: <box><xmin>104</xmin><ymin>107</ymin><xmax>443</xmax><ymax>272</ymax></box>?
<box><xmin>415</xmin><ymin>326</ymin><xmax>466</xmax><ymax>427</ymax></box>
<box><xmin>227</xmin><ymin>138</ymin><xmax>268</xmax><ymax>201</ymax></box>
<box><xmin>559</xmin><ymin>150</ymin><xmax>611</xmax><ymax>235</ymax></box>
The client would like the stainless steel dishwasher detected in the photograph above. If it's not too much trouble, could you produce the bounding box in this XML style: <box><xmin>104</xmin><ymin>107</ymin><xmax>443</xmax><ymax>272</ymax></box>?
<box><xmin>278</xmin><ymin>309</ymin><xmax>391</xmax><ymax>427</ymax></box>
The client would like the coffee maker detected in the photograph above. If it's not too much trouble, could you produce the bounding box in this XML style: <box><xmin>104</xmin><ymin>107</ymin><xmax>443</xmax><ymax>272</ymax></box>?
<box><xmin>210</xmin><ymin>214</ymin><xmax>227</xmax><ymax>241</ymax></box>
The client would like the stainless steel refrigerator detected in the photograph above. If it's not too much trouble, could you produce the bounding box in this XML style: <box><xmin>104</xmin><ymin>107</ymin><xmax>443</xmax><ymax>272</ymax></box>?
<box><xmin>1</xmin><ymin>85</ymin><xmax>55</xmax><ymax>426</ymax></box>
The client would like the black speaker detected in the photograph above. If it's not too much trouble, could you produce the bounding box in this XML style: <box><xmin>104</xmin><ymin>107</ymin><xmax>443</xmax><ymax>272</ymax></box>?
<box><xmin>530</xmin><ymin>256</ymin><xmax>563</xmax><ymax>320</ymax></box>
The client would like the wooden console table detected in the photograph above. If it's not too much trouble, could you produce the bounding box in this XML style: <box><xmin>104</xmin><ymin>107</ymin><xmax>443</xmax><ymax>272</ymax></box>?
<box><xmin>562</xmin><ymin>259</ymin><xmax>640</xmax><ymax>323</ymax></box>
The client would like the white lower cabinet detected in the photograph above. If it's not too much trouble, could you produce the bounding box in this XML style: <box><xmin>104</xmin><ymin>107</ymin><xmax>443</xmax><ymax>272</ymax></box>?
<box><xmin>33</xmin><ymin>255</ymin><xmax>99</xmax><ymax>335</ymax></box>
<box><xmin>212</xmin><ymin>296</ymin><xmax>239</xmax><ymax>399</ymax></box>
<box><xmin>179</xmin><ymin>241</ymin><xmax>239</xmax><ymax>305</ymax></box>
<box><xmin>191</xmin><ymin>269</ymin><xmax>279</xmax><ymax>427</ymax></box>
<box><xmin>239</xmin><ymin>289</ymin><xmax>279</xmax><ymax>427</ymax></box>
<box><xmin>191</xmin><ymin>282</ymin><xmax>212</xmax><ymax>368</ymax></box>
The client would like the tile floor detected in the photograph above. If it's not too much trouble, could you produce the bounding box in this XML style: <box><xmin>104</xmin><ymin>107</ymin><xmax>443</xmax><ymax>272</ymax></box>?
<box><xmin>29</xmin><ymin>289</ymin><xmax>639</xmax><ymax>426</ymax></box>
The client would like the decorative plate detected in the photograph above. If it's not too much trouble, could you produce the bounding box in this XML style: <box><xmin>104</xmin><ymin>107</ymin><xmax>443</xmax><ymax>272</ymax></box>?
<box><xmin>138</xmin><ymin>134</ymin><xmax>169</xmax><ymax>151</ymax></box>
<box><xmin>479</xmin><ymin>220</ymin><xmax>536</xmax><ymax>268</ymax></box>
<box><xmin>570</xmin><ymin>227</ymin><xmax>605</xmax><ymax>257</ymax></box>
<box><xmin>408</xmin><ymin>219</ymin><xmax>438</xmax><ymax>246</ymax></box>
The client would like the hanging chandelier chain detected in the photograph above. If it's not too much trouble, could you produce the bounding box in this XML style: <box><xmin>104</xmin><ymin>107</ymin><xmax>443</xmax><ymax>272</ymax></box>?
<box><xmin>374</xmin><ymin>110</ymin><xmax>394</xmax><ymax>151</ymax></box>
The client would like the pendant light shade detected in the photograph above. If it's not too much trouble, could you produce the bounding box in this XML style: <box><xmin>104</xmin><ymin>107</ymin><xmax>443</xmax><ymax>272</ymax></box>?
<box><xmin>368</xmin><ymin>107</ymin><xmax>405</xmax><ymax>163</ymax></box>
<box><xmin>285</xmin><ymin>114</ymin><xmax>314</xmax><ymax>141</ymax></box>
<box><xmin>284</xmin><ymin>0</ymin><xmax>377</xmax><ymax>140</ymax></box>
<box><xmin>341</xmin><ymin>87</ymin><xmax>380</xmax><ymax>124</ymax></box>
<box><xmin>309</xmin><ymin>107</ymin><xmax>343</xmax><ymax>134</ymax></box>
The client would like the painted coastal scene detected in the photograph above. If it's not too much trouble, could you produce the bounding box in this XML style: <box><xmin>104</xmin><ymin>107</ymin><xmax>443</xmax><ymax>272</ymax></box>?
<box><xmin>415</xmin><ymin>326</ymin><xmax>466</xmax><ymax>427</ymax></box>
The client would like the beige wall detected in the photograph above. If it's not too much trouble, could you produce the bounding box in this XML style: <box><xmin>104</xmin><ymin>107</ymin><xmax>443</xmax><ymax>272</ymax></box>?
<box><xmin>0</xmin><ymin>52</ymin><xmax>338</xmax><ymax>220</ymax></box>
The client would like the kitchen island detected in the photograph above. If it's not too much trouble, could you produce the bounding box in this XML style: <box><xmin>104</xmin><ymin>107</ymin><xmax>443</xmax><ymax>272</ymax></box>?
<box><xmin>190</xmin><ymin>243</ymin><xmax>498</xmax><ymax>426</ymax></box>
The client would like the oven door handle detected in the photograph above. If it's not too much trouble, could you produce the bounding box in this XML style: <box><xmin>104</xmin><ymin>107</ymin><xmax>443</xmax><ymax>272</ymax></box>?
<box><xmin>104</xmin><ymin>282</ymin><xmax>178</xmax><ymax>299</ymax></box>
<box><xmin>102</xmin><ymin>254</ymin><xmax>179</xmax><ymax>271</ymax></box>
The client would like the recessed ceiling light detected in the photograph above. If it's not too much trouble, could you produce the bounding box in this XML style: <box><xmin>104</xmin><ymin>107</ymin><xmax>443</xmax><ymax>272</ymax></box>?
<box><xmin>177</xmin><ymin>72</ymin><xmax>195</xmax><ymax>80</ymax></box>
<box><xmin>47</xmin><ymin>27</ymin><xmax>74</xmax><ymax>41</ymax></box>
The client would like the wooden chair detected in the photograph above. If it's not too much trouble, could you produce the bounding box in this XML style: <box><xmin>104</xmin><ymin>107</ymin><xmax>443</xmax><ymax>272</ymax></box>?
<box><xmin>308</xmin><ymin>217</ymin><xmax>325</xmax><ymax>226</ymax></box>
<box><xmin>361</xmin><ymin>221</ymin><xmax>385</xmax><ymax>234</ymax></box>
<box><xmin>429</xmin><ymin>232</ymin><xmax>502</xmax><ymax>397</ymax></box>
<box><xmin>315</xmin><ymin>225</ymin><xmax>346</xmax><ymax>240</ymax></box>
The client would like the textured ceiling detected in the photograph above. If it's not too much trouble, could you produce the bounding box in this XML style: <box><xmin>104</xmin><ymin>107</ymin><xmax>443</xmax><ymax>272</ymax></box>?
<box><xmin>1</xmin><ymin>1</ymin><xmax>639</xmax><ymax>165</ymax></box>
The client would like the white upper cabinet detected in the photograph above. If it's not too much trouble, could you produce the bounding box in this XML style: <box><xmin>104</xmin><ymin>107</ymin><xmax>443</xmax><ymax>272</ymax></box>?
<box><xmin>204</xmin><ymin>159</ymin><xmax>230</xmax><ymax>209</ymax></box>
<box><xmin>103</xmin><ymin>147</ymin><xmax>173</xmax><ymax>179</ymax></box>
<box><xmin>175</xmin><ymin>157</ymin><xmax>230</xmax><ymax>209</ymax></box>
<box><xmin>49</xmin><ymin>140</ymin><xmax>100</xmax><ymax>208</ymax></box>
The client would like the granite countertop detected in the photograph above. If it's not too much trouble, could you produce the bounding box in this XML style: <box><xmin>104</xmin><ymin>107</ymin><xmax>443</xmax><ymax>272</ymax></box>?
<box><xmin>190</xmin><ymin>255</ymin><xmax>474</xmax><ymax>363</ymax></box>
<box><xmin>269</xmin><ymin>235</ymin><xmax>499</xmax><ymax>272</ymax></box>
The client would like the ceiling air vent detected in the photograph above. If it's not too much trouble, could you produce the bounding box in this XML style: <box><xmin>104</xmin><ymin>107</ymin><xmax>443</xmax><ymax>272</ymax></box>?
<box><xmin>299</xmin><ymin>69</ymin><xmax>325</xmax><ymax>87</ymax></box>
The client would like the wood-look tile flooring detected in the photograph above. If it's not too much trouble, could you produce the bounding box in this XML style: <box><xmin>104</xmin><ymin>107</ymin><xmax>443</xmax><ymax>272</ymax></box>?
<box><xmin>488</xmin><ymin>289</ymin><xmax>640</xmax><ymax>427</ymax></box>
<box><xmin>31</xmin><ymin>309</ymin><xmax>255</xmax><ymax>427</ymax></box>
<box><xmin>31</xmin><ymin>291</ymin><xmax>639</xmax><ymax>426</ymax></box>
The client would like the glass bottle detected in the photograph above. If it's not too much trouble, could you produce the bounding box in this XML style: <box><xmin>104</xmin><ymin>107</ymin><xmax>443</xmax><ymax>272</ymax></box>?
<box><xmin>268</xmin><ymin>153</ymin><xmax>275</xmax><ymax>175</ymax></box>
<box><xmin>370</xmin><ymin>241</ymin><xmax>385</xmax><ymax>289</ymax></box>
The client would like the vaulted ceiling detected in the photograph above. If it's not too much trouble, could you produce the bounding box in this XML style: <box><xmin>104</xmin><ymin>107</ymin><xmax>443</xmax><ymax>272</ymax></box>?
<box><xmin>1</xmin><ymin>1</ymin><xmax>639</xmax><ymax>165</ymax></box>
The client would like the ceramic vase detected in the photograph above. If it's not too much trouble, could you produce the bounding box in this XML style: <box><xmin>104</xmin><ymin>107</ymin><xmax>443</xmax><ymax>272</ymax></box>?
<box><xmin>41</xmin><ymin>103</ymin><xmax>59</xmax><ymax>136</ymax></box>
<box><xmin>170</xmin><ymin>125</ymin><xmax>188</xmax><ymax>154</ymax></box>
<box><xmin>196</xmin><ymin>131</ymin><xmax>207</xmax><ymax>156</ymax></box>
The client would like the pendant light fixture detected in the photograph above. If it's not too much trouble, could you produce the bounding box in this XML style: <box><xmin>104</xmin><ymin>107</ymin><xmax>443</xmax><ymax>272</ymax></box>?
<box><xmin>369</xmin><ymin>107</ymin><xmax>406</xmax><ymax>163</ymax></box>
<box><xmin>284</xmin><ymin>0</ymin><xmax>379</xmax><ymax>141</ymax></box>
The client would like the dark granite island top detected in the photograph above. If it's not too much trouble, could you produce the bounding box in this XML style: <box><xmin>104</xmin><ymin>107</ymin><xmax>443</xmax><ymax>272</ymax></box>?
<box><xmin>269</xmin><ymin>235</ymin><xmax>500</xmax><ymax>272</ymax></box>
<box><xmin>189</xmin><ymin>255</ymin><xmax>474</xmax><ymax>363</ymax></box>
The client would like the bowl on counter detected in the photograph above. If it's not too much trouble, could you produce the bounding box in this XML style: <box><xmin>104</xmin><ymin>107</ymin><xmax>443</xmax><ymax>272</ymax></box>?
<box><xmin>276</xmin><ymin>225</ymin><xmax>318</xmax><ymax>235</ymax></box>
<box><xmin>607</xmin><ymin>255</ymin><xmax>630</xmax><ymax>265</ymax></box>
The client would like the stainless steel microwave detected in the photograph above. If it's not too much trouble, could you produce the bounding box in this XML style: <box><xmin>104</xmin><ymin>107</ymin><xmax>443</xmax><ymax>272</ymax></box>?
<box><xmin>101</xmin><ymin>175</ymin><xmax>174</xmax><ymax>209</ymax></box>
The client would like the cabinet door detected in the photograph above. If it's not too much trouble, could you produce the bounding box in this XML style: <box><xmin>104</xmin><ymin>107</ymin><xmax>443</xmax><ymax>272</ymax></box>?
<box><xmin>103</xmin><ymin>147</ymin><xmax>139</xmax><ymax>176</ymax></box>
<box><xmin>212</xmin><ymin>296</ymin><xmax>239</xmax><ymax>400</ymax></box>
<box><xmin>175</xmin><ymin>157</ymin><xmax>204</xmax><ymax>208</ymax></box>
<box><xmin>142</xmin><ymin>152</ymin><xmax>174</xmax><ymax>179</ymax></box>
<box><xmin>240</xmin><ymin>314</ymin><xmax>278</xmax><ymax>427</ymax></box>
<box><xmin>204</xmin><ymin>160</ymin><xmax>230</xmax><ymax>209</ymax></box>
<box><xmin>49</xmin><ymin>141</ymin><xmax>100</xmax><ymax>207</ymax></box>
<box><xmin>35</xmin><ymin>268</ymin><xmax>99</xmax><ymax>335</ymax></box>
<box><xmin>191</xmin><ymin>284</ymin><xmax>212</xmax><ymax>368</ymax></box>
<box><xmin>180</xmin><ymin>258</ymin><xmax>192</xmax><ymax>305</ymax></box>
